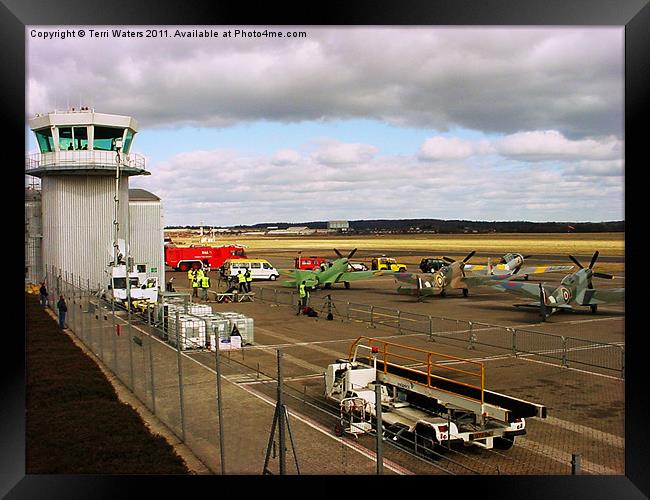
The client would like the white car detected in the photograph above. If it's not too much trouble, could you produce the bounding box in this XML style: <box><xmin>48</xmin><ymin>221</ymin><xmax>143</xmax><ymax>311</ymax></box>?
<box><xmin>347</xmin><ymin>262</ymin><xmax>369</xmax><ymax>272</ymax></box>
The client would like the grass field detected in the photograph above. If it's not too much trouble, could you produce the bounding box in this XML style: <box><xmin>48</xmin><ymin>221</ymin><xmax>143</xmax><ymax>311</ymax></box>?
<box><xmin>170</xmin><ymin>232</ymin><xmax>625</xmax><ymax>256</ymax></box>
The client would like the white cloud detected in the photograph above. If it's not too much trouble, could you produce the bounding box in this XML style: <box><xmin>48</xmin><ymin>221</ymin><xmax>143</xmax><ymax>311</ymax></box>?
<box><xmin>494</xmin><ymin>131</ymin><xmax>621</xmax><ymax>161</ymax></box>
<box><xmin>312</xmin><ymin>139</ymin><xmax>379</xmax><ymax>165</ymax></box>
<box><xmin>418</xmin><ymin>137</ymin><xmax>493</xmax><ymax>161</ymax></box>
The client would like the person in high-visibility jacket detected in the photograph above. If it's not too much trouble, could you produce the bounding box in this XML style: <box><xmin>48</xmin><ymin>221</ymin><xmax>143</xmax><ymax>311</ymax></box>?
<box><xmin>200</xmin><ymin>273</ymin><xmax>211</xmax><ymax>301</ymax></box>
<box><xmin>237</xmin><ymin>270</ymin><xmax>247</xmax><ymax>293</ymax></box>
<box><xmin>244</xmin><ymin>268</ymin><xmax>253</xmax><ymax>293</ymax></box>
<box><xmin>191</xmin><ymin>269</ymin><xmax>200</xmax><ymax>297</ymax></box>
<box><xmin>297</xmin><ymin>281</ymin><xmax>309</xmax><ymax>315</ymax></box>
<box><xmin>187</xmin><ymin>268</ymin><xmax>195</xmax><ymax>289</ymax></box>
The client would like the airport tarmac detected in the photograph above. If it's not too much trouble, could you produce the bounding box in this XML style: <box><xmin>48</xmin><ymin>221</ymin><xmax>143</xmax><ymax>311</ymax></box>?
<box><xmin>161</xmin><ymin>249</ymin><xmax>625</xmax><ymax>475</ymax></box>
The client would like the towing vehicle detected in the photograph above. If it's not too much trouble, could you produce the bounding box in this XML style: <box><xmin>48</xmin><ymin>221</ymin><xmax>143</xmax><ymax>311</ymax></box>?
<box><xmin>371</xmin><ymin>256</ymin><xmax>407</xmax><ymax>272</ymax></box>
<box><xmin>325</xmin><ymin>337</ymin><xmax>546</xmax><ymax>452</ymax></box>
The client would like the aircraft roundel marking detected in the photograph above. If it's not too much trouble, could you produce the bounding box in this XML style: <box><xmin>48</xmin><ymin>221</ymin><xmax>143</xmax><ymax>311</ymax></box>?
<box><xmin>435</xmin><ymin>273</ymin><xmax>444</xmax><ymax>287</ymax></box>
<box><xmin>560</xmin><ymin>287</ymin><xmax>571</xmax><ymax>302</ymax></box>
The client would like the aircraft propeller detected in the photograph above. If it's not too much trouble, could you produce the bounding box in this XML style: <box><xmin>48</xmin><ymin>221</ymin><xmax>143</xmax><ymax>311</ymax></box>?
<box><xmin>568</xmin><ymin>251</ymin><xmax>613</xmax><ymax>280</ymax></box>
<box><xmin>333</xmin><ymin>248</ymin><xmax>358</xmax><ymax>260</ymax></box>
<box><xmin>441</xmin><ymin>251</ymin><xmax>476</xmax><ymax>278</ymax></box>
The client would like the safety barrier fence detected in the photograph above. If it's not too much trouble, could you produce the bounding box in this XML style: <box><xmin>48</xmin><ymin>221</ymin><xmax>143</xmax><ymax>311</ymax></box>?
<box><xmin>253</xmin><ymin>286</ymin><xmax>624</xmax><ymax>378</ymax></box>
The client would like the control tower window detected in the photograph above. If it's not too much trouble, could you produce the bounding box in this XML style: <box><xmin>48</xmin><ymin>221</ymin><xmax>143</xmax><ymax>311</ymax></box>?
<box><xmin>94</xmin><ymin>126</ymin><xmax>125</xmax><ymax>151</ymax></box>
<box><xmin>73</xmin><ymin>127</ymin><xmax>89</xmax><ymax>150</ymax></box>
<box><xmin>123</xmin><ymin>129</ymin><xmax>134</xmax><ymax>153</ymax></box>
<box><xmin>58</xmin><ymin>127</ymin><xmax>74</xmax><ymax>151</ymax></box>
<box><xmin>35</xmin><ymin>128</ymin><xmax>54</xmax><ymax>153</ymax></box>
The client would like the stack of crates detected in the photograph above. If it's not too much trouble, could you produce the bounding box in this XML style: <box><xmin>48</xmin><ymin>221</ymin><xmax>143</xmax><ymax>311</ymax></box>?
<box><xmin>201</xmin><ymin>313</ymin><xmax>231</xmax><ymax>349</ymax></box>
<box><xmin>167</xmin><ymin>311</ymin><xmax>207</xmax><ymax>350</ymax></box>
<box><xmin>216</xmin><ymin>312</ymin><xmax>254</xmax><ymax>346</ymax></box>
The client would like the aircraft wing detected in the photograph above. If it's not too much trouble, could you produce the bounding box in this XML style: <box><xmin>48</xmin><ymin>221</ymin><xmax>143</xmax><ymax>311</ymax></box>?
<box><xmin>577</xmin><ymin>287</ymin><xmax>625</xmax><ymax>305</ymax></box>
<box><xmin>331</xmin><ymin>269</ymin><xmax>395</xmax><ymax>283</ymax></box>
<box><xmin>514</xmin><ymin>265</ymin><xmax>574</xmax><ymax>276</ymax></box>
<box><xmin>461</xmin><ymin>273</ymin><xmax>515</xmax><ymax>287</ymax></box>
<box><xmin>488</xmin><ymin>280</ymin><xmax>551</xmax><ymax>300</ymax></box>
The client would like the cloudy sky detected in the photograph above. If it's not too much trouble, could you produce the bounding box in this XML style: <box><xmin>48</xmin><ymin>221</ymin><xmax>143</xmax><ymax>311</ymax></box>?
<box><xmin>26</xmin><ymin>26</ymin><xmax>624</xmax><ymax>226</ymax></box>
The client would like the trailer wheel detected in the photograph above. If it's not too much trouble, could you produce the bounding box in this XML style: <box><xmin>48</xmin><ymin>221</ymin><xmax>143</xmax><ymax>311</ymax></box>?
<box><xmin>344</xmin><ymin>282</ymin><xmax>350</xmax><ymax>289</ymax></box>
<box><xmin>494</xmin><ymin>435</ymin><xmax>515</xmax><ymax>450</ymax></box>
<box><xmin>179</xmin><ymin>263</ymin><xmax>189</xmax><ymax>272</ymax></box>
<box><xmin>462</xmin><ymin>288</ymin><xmax>469</xmax><ymax>297</ymax></box>
<box><xmin>414</xmin><ymin>426</ymin><xmax>442</xmax><ymax>458</ymax></box>
<box><xmin>590</xmin><ymin>304</ymin><xmax>598</xmax><ymax>314</ymax></box>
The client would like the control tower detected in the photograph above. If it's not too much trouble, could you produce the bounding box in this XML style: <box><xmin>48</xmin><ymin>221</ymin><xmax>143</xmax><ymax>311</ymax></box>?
<box><xmin>25</xmin><ymin>108</ymin><xmax>150</xmax><ymax>289</ymax></box>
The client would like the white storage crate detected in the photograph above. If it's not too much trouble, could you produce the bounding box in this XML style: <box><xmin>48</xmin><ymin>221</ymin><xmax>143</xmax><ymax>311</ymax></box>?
<box><xmin>167</xmin><ymin>313</ymin><xmax>207</xmax><ymax>350</ymax></box>
<box><xmin>188</xmin><ymin>304</ymin><xmax>213</xmax><ymax>316</ymax></box>
<box><xmin>217</xmin><ymin>312</ymin><xmax>255</xmax><ymax>345</ymax></box>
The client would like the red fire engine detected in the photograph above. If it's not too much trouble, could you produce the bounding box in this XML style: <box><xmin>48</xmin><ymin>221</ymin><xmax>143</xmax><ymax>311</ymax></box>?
<box><xmin>294</xmin><ymin>255</ymin><xmax>330</xmax><ymax>270</ymax></box>
<box><xmin>165</xmin><ymin>245</ymin><xmax>247</xmax><ymax>271</ymax></box>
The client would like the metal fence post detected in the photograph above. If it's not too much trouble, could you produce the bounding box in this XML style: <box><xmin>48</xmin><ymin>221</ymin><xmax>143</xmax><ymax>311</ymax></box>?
<box><xmin>621</xmin><ymin>347</ymin><xmax>625</xmax><ymax>379</ymax></box>
<box><xmin>468</xmin><ymin>321</ymin><xmax>475</xmax><ymax>350</ymax></box>
<box><xmin>571</xmin><ymin>453</ymin><xmax>581</xmax><ymax>474</ymax></box>
<box><xmin>147</xmin><ymin>331</ymin><xmax>156</xmax><ymax>416</ymax></box>
<box><xmin>175</xmin><ymin>311</ymin><xmax>187</xmax><ymax>442</ymax></box>
<box><xmin>212</xmin><ymin>318</ymin><xmax>227</xmax><ymax>474</ymax></box>
<box><xmin>396</xmin><ymin>309</ymin><xmax>401</xmax><ymax>334</ymax></box>
<box><xmin>346</xmin><ymin>302</ymin><xmax>350</xmax><ymax>321</ymax></box>
<box><xmin>561</xmin><ymin>336</ymin><xmax>568</xmax><ymax>368</ymax></box>
<box><xmin>128</xmin><ymin>306</ymin><xmax>135</xmax><ymax>389</ymax></box>
<box><xmin>375</xmin><ymin>382</ymin><xmax>384</xmax><ymax>475</ymax></box>
<box><xmin>370</xmin><ymin>305</ymin><xmax>374</xmax><ymax>327</ymax></box>
<box><xmin>510</xmin><ymin>328</ymin><xmax>516</xmax><ymax>355</ymax></box>
<box><xmin>428</xmin><ymin>316</ymin><xmax>433</xmax><ymax>341</ymax></box>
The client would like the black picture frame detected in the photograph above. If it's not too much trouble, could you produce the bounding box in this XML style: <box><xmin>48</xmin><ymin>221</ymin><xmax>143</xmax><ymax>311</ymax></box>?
<box><xmin>7</xmin><ymin>0</ymin><xmax>648</xmax><ymax>497</ymax></box>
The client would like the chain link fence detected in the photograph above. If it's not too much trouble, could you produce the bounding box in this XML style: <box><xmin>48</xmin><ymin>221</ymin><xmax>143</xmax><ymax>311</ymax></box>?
<box><xmin>253</xmin><ymin>285</ymin><xmax>624</xmax><ymax>378</ymax></box>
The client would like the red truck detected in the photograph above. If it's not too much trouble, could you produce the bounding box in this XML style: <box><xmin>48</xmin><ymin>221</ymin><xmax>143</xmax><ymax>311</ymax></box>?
<box><xmin>165</xmin><ymin>245</ymin><xmax>247</xmax><ymax>271</ymax></box>
<box><xmin>294</xmin><ymin>255</ymin><xmax>330</xmax><ymax>270</ymax></box>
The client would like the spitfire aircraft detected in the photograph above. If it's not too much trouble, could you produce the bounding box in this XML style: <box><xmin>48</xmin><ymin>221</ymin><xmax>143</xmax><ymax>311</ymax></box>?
<box><xmin>394</xmin><ymin>251</ymin><xmax>512</xmax><ymax>299</ymax></box>
<box><xmin>463</xmin><ymin>253</ymin><xmax>574</xmax><ymax>280</ymax></box>
<box><xmin>281</xmin><ymin>248</ymin><xmax>394</xmax><ymax>290</ymax></box>
<box><xmin>488</xmin><ymin>251</ymin><xmax>624</xmax><ymax>321</ymax></box>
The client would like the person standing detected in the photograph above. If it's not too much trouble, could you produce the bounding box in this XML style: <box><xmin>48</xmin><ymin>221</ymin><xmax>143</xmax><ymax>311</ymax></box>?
<box><xmin>57</xmin><ymin>294</ymin><xmax>68</xmax><ymax>329</ymax></box>
<box><xmin>201</xmin><ymin>272</ymin><xmax>211</xmax><ymax>301</ymax></box>
<box><xmin>244</xmin><ymin>267</ymin><xmax>253</xmax><ymax>293</ymax></box>
<box><xmin>297</xmin><ymin>281</ymin><xmax>310</xmax><ymax>315</ymax></box>
<box><xmin>237</xmin><ymin>270</ymin><xmax>246</xmax><ymax>293</ymax></box>
<box><xmin>190</xmin><ymin>268</ymin><xmax>201</xmax><ymax>298</ymax></box>
<box><xmin>39</xmin><ymin>282</ymin><xmax>48</xmax><ymax>307</ymax></box>
<box><xmin>187</xmin><ymin>268</ymin><xmax>195</xmax><ymax>289</ymax></box>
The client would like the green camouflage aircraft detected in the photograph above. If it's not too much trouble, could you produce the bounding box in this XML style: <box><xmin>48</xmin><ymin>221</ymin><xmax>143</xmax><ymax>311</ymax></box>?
<box><xmin>281</xmin><ymin>248</ymin><xmax>393</xmax><ymax>290</ymax></box>
<box><xmin>395</xmin><ymin>251</ymin><xmax>513</xmax><ymax>299</ymax></box>
<box><xmin>487</xmin><ymin>251</ymin><xmax>624</xmax><ymax>321</ymax></box>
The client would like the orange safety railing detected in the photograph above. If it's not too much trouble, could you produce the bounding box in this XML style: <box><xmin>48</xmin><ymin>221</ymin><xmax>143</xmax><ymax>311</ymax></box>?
<box><xmin>347</xmin><ymin>336</ymin><xmax>485</xmax><ymax>406</ymax></box>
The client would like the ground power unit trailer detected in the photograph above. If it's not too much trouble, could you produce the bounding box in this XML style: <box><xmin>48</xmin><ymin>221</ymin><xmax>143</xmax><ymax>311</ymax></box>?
<box><xmin>325</xmin><ymin>337</ymin><xmax>547</xmax><ymax>454</ymax></box>
<box><xmin>165</xmin><ymin>245</ymin><xmax>246</xmax><ymax>271</ymax></box>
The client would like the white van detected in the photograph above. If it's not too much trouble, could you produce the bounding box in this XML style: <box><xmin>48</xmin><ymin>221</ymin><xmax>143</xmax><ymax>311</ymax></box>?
<box><xmin>221</xmin><ymin>259</ymin><xmax>280</xmax><ymax>281</ymax></box>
